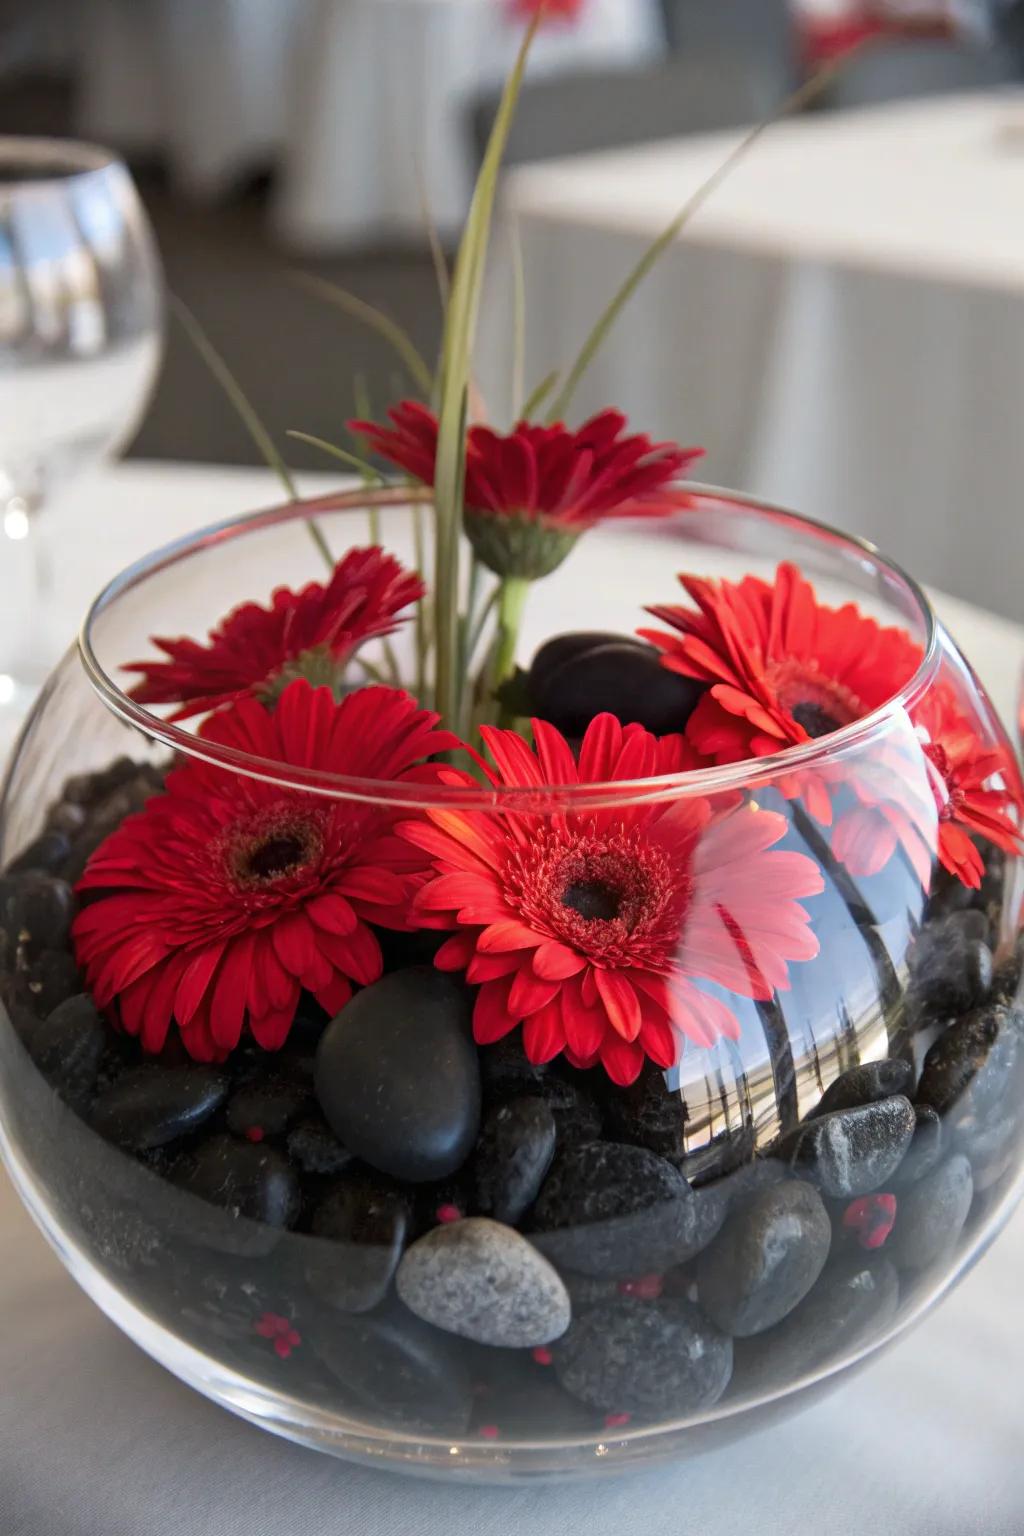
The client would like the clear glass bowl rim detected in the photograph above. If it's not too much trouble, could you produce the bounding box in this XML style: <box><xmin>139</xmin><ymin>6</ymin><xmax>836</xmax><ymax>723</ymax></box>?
<box><xmin>0</xmin><ymin>135</ymin><xmax>124</xmax><ymax>187</ymax></box>
<box><xmin>77</xmin><ymin>482</ymin><xmax>942</xmax><ymax>811</ymax></box>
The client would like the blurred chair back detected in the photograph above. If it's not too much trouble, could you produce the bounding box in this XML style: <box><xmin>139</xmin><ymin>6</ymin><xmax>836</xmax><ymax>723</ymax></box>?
<box><xmin>823</xmin><ymin>40</ymin><xmax>1017</xmax><ymax>110</ymax></box>
<box><xmin>470</xmin><ymin>52</ymin><xmax>780</xmax><ymax>170</ymax></box>
<box><xmin>661</xmin><ymin>0</ymin><xmax>797</xmax><ymax>84</ymax></box>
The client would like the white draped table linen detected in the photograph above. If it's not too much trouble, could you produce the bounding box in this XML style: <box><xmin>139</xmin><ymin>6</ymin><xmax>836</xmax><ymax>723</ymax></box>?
<box><xmin>479</xmin><ymin>91</ymin><xmax>1024</xmax><ymax>622</ymax></box>
<box><xmin>273</xmin><ymin>0</ymin><xmax>665</xmax><ymax>249</ymax></box>
<box><xmin>1</xmin><ymin>461</ymin><xmax>1023</xmax><ymax>1533</ymax></box>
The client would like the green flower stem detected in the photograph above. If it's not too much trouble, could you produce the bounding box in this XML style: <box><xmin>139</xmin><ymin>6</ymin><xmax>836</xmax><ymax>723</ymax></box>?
<box><xmin>492</xmin><ymin>576</ymin><xmax>531</xmax><ymax>727</ymax></box>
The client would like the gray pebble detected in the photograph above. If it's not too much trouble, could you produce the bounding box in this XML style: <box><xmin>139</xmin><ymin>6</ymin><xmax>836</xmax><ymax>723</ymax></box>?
<box><xmin>396</xmin><ymin>1217</ymin><xmax>571</xmax><ymax>1348</ymax></box>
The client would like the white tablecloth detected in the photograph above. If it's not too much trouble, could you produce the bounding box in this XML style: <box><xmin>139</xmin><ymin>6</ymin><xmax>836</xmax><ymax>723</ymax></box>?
<box><xmin>273</xmin><ymin>0</ymin><xmax>665</xmax><ymax>248</ymax></box>
<box><xmin>480</xmin><ymin>92</ymin><xmax>1024</xmax><ymax>623</ymax></box>
<box><xmin>74</xmin><ymin>0</ymin><xmax>663</xmax><ymax>226</ymax></box>
<box><xmin>1</xmin><ymin>460</ymin><xmax>1024</xmax><ymax>1531</ymax></box>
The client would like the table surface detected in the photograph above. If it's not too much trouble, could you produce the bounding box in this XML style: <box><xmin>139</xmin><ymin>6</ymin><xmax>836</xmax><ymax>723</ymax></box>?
<box><xmin>502</xmin><ymin>91</ymin><xmax>1024</xmax><ymax>292</ymax></box>
<box><xmin>2</xmin><ymin>460</ymin><xmax>1024</xmax><ymax>1534</ymax></box>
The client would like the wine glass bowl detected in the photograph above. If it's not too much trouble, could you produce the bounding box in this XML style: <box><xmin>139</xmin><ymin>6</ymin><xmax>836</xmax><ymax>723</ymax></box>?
<box><xmin>0</xmin><ymin>137</ymin><xmax>162</xmax><ymax>705</ymax></box>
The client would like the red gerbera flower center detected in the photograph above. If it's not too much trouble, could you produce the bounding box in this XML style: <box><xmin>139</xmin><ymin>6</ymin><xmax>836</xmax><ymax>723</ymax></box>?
<box><xmin>767</xmin><ymin>659</ymin><xmax>864</xmax><ymax>740</ymax></box>
<box><xmin>506</xmin><ymin>829</ymin><xmax>685</xmax><ymax>967</ymax></box>
<box><xmin>225</xmin><ymin>805</ymin><xmax>327</xmax><ymax>890</ymax></box>
<box><xmin>922</xmin><ymin>741</ymin><xmax>966</xmax><ymax>824</ymax></box>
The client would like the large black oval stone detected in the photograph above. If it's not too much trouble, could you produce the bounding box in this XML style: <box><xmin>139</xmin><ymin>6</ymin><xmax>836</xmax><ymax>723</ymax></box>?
<box><xmin>91</xmin><ymin>1065</ymin><xmax>229</xmax><ymax>1151</ymax></box>
<box><xmin>314</xmin><ymin>968</ymin><xmax>480</xmax><ymax>1183</ymax></box>
<box><xmin>531</xmin><ymin>640</ymin><xmax>704</xmax><ymax>738</ymax></box>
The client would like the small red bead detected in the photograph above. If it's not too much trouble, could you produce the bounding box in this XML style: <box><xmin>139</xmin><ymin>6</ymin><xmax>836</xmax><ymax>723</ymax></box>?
<box><xmin>436</xmin><ymin>1203</ymin><xmax>463</xmax><ymax>1224</ymax></box>
<box><xmin>478</xmin><ymin>1424</ymin><xmax>501</xmax><ymax>1440</ymax></box>
<box><xmin>244</xmin><ymin>1125</ymin><xmax>265</xmax><ymax>1144</ymax></box>
<box><xmin>618</xmin><ymin>1273</ymin><xmax>663</xmax><ymax>1300</ymax></box>
<box><xmin>843</xmin><ymin>1193</ymin><xmax>897</xmax><ymax>1250</ymax></box>
<box><xmin>532</xmin><ymin>1346</ymin><xmax>554</xmax><ymax>1366</ymax></box>
<box><xmin>604</xmin><ymin>1413</ymin><xmax>632</xmax><ymax>1430</ymax></box>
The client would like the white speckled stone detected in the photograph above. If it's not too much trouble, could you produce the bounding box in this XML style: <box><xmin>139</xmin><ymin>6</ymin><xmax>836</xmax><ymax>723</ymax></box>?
<box><xmin>396</xmin><ymin>1217</ymin><xmax>571</xmax><ymax>1348</ymax></box>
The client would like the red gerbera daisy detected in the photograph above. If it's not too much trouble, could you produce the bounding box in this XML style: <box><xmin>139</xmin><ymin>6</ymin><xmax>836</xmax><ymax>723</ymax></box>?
<box><xmin>834</xmin><ymin>684</ymin><xmax>1023</xmax><ymax>890</ymax></box>
<box><xmin>349</xmin><ymin>402</ymin><xmax>704</xmax><ymax>577</ymax></box>
<box><xmin>640</xmin><ymin>562</ymin><xmax>924</xmax><ymax>825</ymax></box>
<box><xmin>72</xmin><ymin>681</ymin><xmax>458</xmax><ymax>1061</ymax></box>
<box><xmin>508</xmin><ymin>0</ymin><xmax>587</xmax><ymax>21</ymax></box>
<box><xmin>399</xmin><ymin>714</ymin><xmax>824</xmax><ymax>1086</ymax></box>
<box><xmin>125</xmin><ymin>546</ymin><xmax>424</xmax><ymax>722</ymax></box>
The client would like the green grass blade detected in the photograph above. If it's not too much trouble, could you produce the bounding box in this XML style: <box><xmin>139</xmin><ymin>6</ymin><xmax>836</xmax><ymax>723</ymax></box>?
<box><xmin>291</xmin><ymin>271</ymin><xmax>436</xmax><ymax>398</ymax></box>
<box><xmin>286</xmin><ymin>430</ymin><xmax>382</xmax><ymax>482</ymax></box>
<box><xmin>511</xmin><ymin>217</ymin><xmax>526</xmax><ymax>419</ymax></box>
<box><xmin>547</xmin><ymin>57</ymin><xmax>849</xmax><ymax>424</ymax></box>
<box><xmin>432</xmin><ymin>12</ymin><xmax>543</xmax><ymax>727</ymax></box>
<box><xmin>520</xmin><ymin>369</ymin><xmax>560</xmax><ymax>422</ymax></box>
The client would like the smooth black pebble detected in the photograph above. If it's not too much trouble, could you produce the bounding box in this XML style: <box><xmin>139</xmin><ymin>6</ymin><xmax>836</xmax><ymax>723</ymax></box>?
<box><xmin>916</xmin><ymin>1001</ymin><xmax>1021</xmax><ymax>1125</ymax></box>
<box><xmin>286</xmin><ymin>1116</ymin><xmax>354</xmax><ymax>1176</ymax></box>
<box><xmin>553</xmin><ymin>1297</ymin><xmax>733</xmax><ymax>1415</ymax></box>
<box><xmin>0</xmin><ymin>873</ymin><xmax>74</xmax><ymax>951</ymax></box>
<box><xmin>783</xmin><ymin>1096</ymin><xmax>916</xmax><ymax>1198</ymax></box>
<box><xmin>894</xmin><ymin>1105</ymin><xmax>943</xmax><ymax>1187</ymax></box>
<box><xmin>474</xmin><ymin>1097</ymin><xmax>557</xmax><ymax>1225</ymax></box>
<box><xmin>306</xmin><ymin>1173</ymin><xmax>410</xmax><ymax>1313</ymax></box>
<box><xmin>736</xmin><ymin>1258</ymin><xmax>899</xmax><ymax>1390</ymax></box>
<box><xmin>226</xmin><ymin>1076</ymin><xmax>311</xmax><ymax>1141</ymax></box>
<box><xmin>91</xmin><ymin>1065</ymin><xmax>229</xmax><ymax>1151</ymax></box>
<box><xmin>532</xmin><ymin>639</ymin><xmax>704</xmax><ymax>738</ymax></box>
<box><xmin>889</xmin><ymin>1155</ymin><xmax>974</xmax><ymax>1271</ymax></box>
<box><xmin>23</xmin><ymin>993</ymin><xmax>105</xmax><ymax>1111</ymax></box>
<box><xmin>315</xmin><ymin>968</ymin><xmax>480</xmax><ymax>1183</ymax></box>
<box><xmin>4</xmin><ymin>829</ymin><xmax>73</xmax><ymax>877</ymax></box>
<box><xmin>604</xmin><ymin>1060</ymin><xmax>688</xmax><ymax>1158</ymax></box>
<box><xmin>907</xmin><ymin>911</ymin><xmax>993</xmax><ymax>1021</ymax></box>
<box><xmin>174</xmin><ymin>1134</ymin><xmax>300</xmax><ymax>1227</ymax></box>
<box><xmin>812</xmin><ymin>1059</ymin><xmax>914</xmax><ymax>1118</ymax></box>
<box><xmin>697</xmin><ymin>1180</ymin><xmax>832</xmax><ymax>1337</ymax></box>
<box><xmin>531</xmin><ymin>1140</ymin><xmax>704</xmax><ymax>1277</ymax></box>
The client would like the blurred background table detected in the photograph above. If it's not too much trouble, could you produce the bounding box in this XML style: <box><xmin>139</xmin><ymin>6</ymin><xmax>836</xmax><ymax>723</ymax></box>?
<box><xmin>482</xmin><ymin>89</ymin><xmax>1024</xmax><ymax>621</ymax></box>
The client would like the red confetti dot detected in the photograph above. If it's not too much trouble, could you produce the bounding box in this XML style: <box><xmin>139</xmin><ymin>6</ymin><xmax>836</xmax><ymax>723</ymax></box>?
<box><xmin>617</xmin><ymin>1274</ymin><xmax>663</xmax><ymax>1301</ymax></box>
<box><xmin>244</xmin><ymin>1126</ymin><xmax>265</xmax><ymax>1144</ymax></box>
<box><xmin>436</xmin><ymin>1203</ymin><xmax>462</xmax><ymax>1224</ymax></box>
<box><xmin>604</xmin><ymin>1412</ymin><xmax>631</xmax><ymax>1430</ymax></box>
<box><xmin>532</xmin><ymin>1346</ymin><xmax>553</xmax><ymax>1366</ymax></box>
<box><xmin>843</xmin><ymin>1193</ymin><xmax>897</xmax><ymax>1250</ymax></box>
<box><xmin>478</xmin><ymin>1424</ymin><xmax>501</xmax><ymax>1440</ymax></box>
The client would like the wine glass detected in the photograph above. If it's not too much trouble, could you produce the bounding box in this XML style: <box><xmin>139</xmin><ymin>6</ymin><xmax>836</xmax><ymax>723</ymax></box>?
<box><xmin>0</xmin><ymin>138</ymin><xmax>162</xmax><ymax>736</ymax></box>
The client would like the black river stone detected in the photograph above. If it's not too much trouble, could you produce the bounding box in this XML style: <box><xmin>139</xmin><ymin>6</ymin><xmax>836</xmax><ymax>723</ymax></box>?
<box><xmin>315</xmin><ymin>968</ymin><xmax>480</xmax><ymax>1183</ymax></box>
<box><xmin>888</xmin><ymin>1155</ymin><xmax>974</xmax><ymax>1271</ymax></box>
<box><xmin>90</xmin><ymin>1065</ymin><xmax>229</xmax><ymax>1151</ymax></box>
<box><xmin>530</xmin><ymin>1140</ymin><xmax>701</xmax><ymax>1278</ymax></box>
<box><xmin>5</xmin><ymin>829</ymin><xmax>73</xmax><ymax>877</ymax></box>
<box><xmin>604</xmin><ymin>1060</ymin><xmax>688</xmax><ymax>1158</ymax></box>
<box><xmin>553</xmin><ymin>1297</ymin><xmax>733</xmax><ymax>1415</ymax></box>
<box><xmin>314</xmin><ymin>1300</ymin><xmax>473</xmax><ymax>1434</ymax></box>
<box><xmin>226</xmin><ymin>1076</ymin><xmax>312</xmax><ymax>1141</ymax></box>
<box><xmin>173</xmin><ymin>1134</ymin><xmax>301</xmax><ymax>1228</ymax></box>
<box><xmin>894</xmin><ymin>1105</ymin><xmax>944</xmax><ymax>1187</ymax></box>
<box><xmin>735</xmin><ymin>1257</ymin><xmax>900</xmax><ymax>1391</ymax></box>
<box><xmin>286</xmin><ymin>1116</ymin><xmax>354</xmax><ymax>1176</ymax></box>
<box><xmin>697</xmin><ymin>1180</ymin><xmax>832</xmax><ymax>1337</ymax></box>
<box><xmin>783</xmin><ymin>1096</ymin><xmax>916</xmax><ymax>1198</ymax></box>
<box><xmin>306</xmin><ymin>1173</ymin><xmax>410</xmax><ymax>1313</ymax></box>
<box><xmin>474</xmin><ymin>1097</ymin><xmax>557</xmax><ymax>1225</ymax></box>
<box><xmin>812</xmin><ymin>1059</ymin><xmax>914</xmax><ymax>1119</ymax></box>
<box><xmin>22</xmin><ymin>992</ymin><xmax>106</xmax><ymax>1112</ymax></box>
<box><xmin>916</xmin><ymin>1001</ymin><xmax>1022</xmax><ymax>1125</ymax></box>
<box><xmin>531</xmin><ymin>638</ymin><xmax>704</xmax><ymax>739</ymax></box>
<box><xmin>0</xmin><ymin>873</ymin><xmax>74</xmax><ymax>952</ymax></box>
<box><xmin>18</xmin><ymin>949</ymin><xmax>82</xmax><ymax>1018</ymax></box>
<box><xmin>906</xmin><ymin>911</ymin><xmax>993</xmax><ymax>1021</ymax></box>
